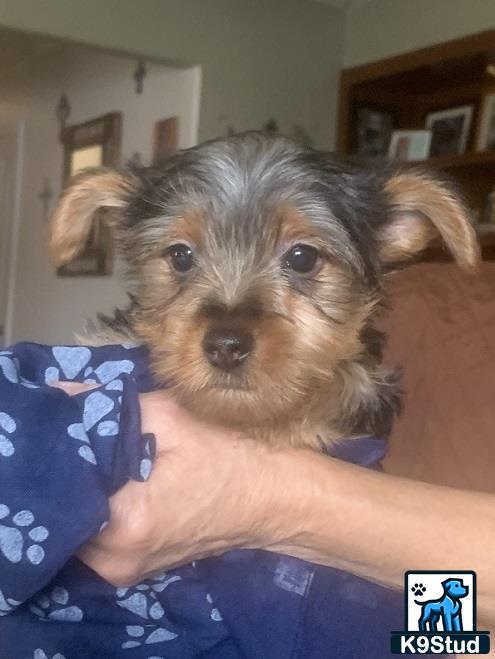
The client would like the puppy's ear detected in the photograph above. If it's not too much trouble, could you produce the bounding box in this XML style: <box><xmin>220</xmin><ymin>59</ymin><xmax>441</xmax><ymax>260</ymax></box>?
<box><xmin>49</xmin><ymin>168</ymin><xmax>137</xmax><ymax>265</ymax></box>
<box><xmin>380</xmin><ymin>170</ymin><xmax>480</xmax><ymax>272</ymax></box>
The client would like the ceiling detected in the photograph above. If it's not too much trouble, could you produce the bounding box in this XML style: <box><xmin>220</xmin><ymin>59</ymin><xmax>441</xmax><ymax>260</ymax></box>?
<box><xmin>0</xmin><ymin>29</ymin><xmax>62</xmax><ymax>79</ymax></box>
<box><xmin>313</xmin><ymin>0</ymin><xmax>374</xmax><ymax>8</ymax></box>
<box><xmin>0</xmin><ymin>2</ymin><xmax>372</xmax><ymax>78</ymax></box>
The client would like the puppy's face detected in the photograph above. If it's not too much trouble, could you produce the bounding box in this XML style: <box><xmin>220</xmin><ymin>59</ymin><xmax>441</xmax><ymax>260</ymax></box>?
<box><xmin>130</xmin><ymin>203</ymin><xmax>373</xmax><ymax>429</ymax></box>
<box><xmin>50</xmin><ymin>134</ymin><xmax>479</xmax><ymax>437</ymax></box>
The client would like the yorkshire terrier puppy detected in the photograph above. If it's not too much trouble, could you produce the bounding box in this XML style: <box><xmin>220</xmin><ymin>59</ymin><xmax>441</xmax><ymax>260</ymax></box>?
<box><xmin>50</xmin><ymin>132</ymin><xmax>479</xmax><ymax>449</ymax></box>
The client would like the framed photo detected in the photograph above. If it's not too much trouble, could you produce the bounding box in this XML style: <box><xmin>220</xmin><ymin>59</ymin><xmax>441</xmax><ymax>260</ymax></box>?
<box><xmin>388</xmin><ymin>130</ymin><xmax>432</xmax><ymax>162</ymax></box>
<box><xmin>476</xmin><ymin>92</ymin><xmax>495</xmax><ymax>151</ymax></box>
<box><xmin>425</xmin><ymin>105</ymin><xmax>473</xmax><ymax>157</ymax></box>
<box><xmin>58</xmin><ymin>112</ymin><xmax>122</xmax><ymax>277</ymax></box>
<box><xmin>355</xmin><ymin>108</ymin><xmax>393</xmax><ymax>159</ymax></box>
<box><xmin>153</xmin><ymin>116</ymin><xmax>179</xmax><ymax>165</ymax></box>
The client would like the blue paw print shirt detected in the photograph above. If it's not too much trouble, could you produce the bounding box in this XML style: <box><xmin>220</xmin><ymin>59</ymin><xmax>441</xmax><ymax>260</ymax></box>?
<box><xmin>0</xmin><ymin>342</ymin><xmax>408</xmax><ymax>659</ymax></box>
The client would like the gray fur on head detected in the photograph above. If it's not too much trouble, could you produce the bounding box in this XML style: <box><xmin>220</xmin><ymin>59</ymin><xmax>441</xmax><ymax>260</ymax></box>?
<box><xmin>50</xmin><ymin>131</ymin><xmax>479</xmax><ymax>448</ymax></box>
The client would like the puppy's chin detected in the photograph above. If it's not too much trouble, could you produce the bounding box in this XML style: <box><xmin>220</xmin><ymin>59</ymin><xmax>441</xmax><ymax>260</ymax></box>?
<box><xmin>169</xmin><ymin>377</ymin><xmax>337</xmax><ymax>449</ymax></box>
<box><xmin>170</xmin><ymin>382</ymin><xmax>282</xmax><ymax>428</ymax></box>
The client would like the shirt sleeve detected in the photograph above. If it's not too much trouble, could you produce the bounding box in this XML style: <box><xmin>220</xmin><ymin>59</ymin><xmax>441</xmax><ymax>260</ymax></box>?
<box><xmin>0</xmin><ymin>346</ymin><xmax>155</xmax><ymax>616</ymax></box>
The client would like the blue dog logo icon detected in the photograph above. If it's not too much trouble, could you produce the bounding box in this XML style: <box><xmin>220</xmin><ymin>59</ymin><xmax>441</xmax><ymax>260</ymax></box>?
<box><xmin>415</xmin><ymin>578</ymin><xmax>468</xmax><ymax>632</ymax></box>
<box><xmin>391</xmin><ymin>571</ymin><xmax>490</xmax><ymax>654</ymax></box>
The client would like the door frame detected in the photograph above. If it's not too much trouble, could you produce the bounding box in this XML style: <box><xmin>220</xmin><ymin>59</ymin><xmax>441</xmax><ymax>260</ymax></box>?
<box><xmin>0</xmin><ymin>121</ymin><xmax>24</xmax><ymax>346</ymax></box>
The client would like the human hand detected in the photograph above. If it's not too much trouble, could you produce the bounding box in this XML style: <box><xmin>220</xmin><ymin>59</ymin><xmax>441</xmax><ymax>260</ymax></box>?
<box><xmin>51</xmin><ymin>382</ymin><xmax>307</xmax><ymax>586</ymax></box>
<box><xmin>73</xmin><ymin>390</ymin><xmax>281</xmax><ymax>585</ymax></box>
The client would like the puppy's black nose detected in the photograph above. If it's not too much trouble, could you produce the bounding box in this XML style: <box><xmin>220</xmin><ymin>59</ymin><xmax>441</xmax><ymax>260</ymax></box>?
<box><xmin>202</xmin><ymin>328</ymin><xmax>254</xmax><ymax>371</ymax></box>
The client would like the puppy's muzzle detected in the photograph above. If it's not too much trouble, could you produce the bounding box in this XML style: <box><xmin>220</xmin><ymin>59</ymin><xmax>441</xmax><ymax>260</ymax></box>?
<box><xmin>202</xmin><ymin>327</ymin><xmax>254</xmax><ymax>371</ymax></box>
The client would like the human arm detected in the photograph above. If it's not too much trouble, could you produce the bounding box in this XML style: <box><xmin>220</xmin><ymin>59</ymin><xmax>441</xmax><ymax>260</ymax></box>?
<box><xmin>79</xmin><ymin>390</ymin><xmax>495</xmax><ymax>628</ymax></box>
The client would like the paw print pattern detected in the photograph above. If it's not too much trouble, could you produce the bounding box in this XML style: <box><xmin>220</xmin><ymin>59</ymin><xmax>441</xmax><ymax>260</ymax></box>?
<box><xmin>0</xmin><ymin>504</ymin><xmax>49</xmax><ymax>565</ymax></box>
<box><xmin>84</xmin><ymin>359</ymin><xmax>135</xmax><ymax>385</ymax></box>
<box><xmin>139</xmin><ymin>436</ymin><xmax>154</xmax><ymax>481</ymax></box>
<box><xmin>68</xmin><ymin>390</ymin><xmax>154</xmax><ymax>481</ymax></box>
<box><xmin>116</xmin><ymin>574</ymin><xmax>183</xmax><ymax>649</ymax></box>
<box><xmin>412</xmin><ymin>582</ymin><xmax>427</xmax><ymax>597</ymax></box>
<box><xmin>122</xmin><ymin>624</ymin><xmax>177</xmax><ymax>649</ymax></box>
<box><xmin>32</xmin><ymin>650</ymin><xmax>67</xmax><ymax>659</ymax></box>
<box><xmin>67</xmin><ymin>389</ymin><xmax>116</xmax><ymax>466</ymax></box>
<box><xmin>0</xmin><ymin>586</ymin><xmax>21</xmax><ymax>616</ymax></box>
<box><xmin>67</xmin><ymin>386</ymin><xmax>126</xmax><ymax>466</ymax></box>
<box><xmin>46</xmin><ymin>346</ymin><xmax>135</xmax><ymax>385</ymax></box>
<box><xmin>29</xmin><ymin>586</ymin><xmax>83</xmax><ymax>622</ymax></box>
<box><xmin>0</xmin><ymin>352</ymin><xmax>38</xmax><ymax>389</ymax></box>
<box><xmin>116</xmin><ymin>574</ymin><xmax>182</xmax><ymax>620</ymax></box>
<box><xmin>67</xmin><ymin>422</ymin><xmax>96</xmax><ymax>465</ymax></box>
<box><xmin>116</xmin><ymin>575</ymin><xmax>224</xmax><ymax>649</ymax></box>
<box><xmin>0</xmin><ymin>353</ymin><xmax>19</xmax><ymax>383</ymax></box>
<box><xmin>45</xmin><ymin>347</ymin><xmax>92</xmax><ymax>383</ymax></box>
<box><xmin>206</xmin><ymin>593</ymin><xmax>223</xmax><ymax>622</ymax></box>
<box><xmin>0</xmin><ymin>412</ymin><xmax>16</xmax><ymax>457</ymax></box>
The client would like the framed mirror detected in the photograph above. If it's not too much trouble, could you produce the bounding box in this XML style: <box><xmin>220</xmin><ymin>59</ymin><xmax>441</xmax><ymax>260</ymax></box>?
<box><xmin>58</xmin><ymin>111</ymin><xmax>122</xmax><ymax>276</ymax></box>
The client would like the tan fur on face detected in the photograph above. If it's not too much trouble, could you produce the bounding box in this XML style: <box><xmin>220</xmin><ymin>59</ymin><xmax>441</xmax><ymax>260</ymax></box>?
<box><xmin>382</xmin><ymin>171</ymin><xmax>480</xmax><ymax>271</ymax></box>
<box><xmin>277</xmin><ymin>206</ymin><xmax>318</xmax><ymax>245</ymax></box>
<box><xmin>49</xmin><ymin>138</ymin><xmax>479</xmax><ymax>452</ymax></box>
<box><xmin>50</xmin><ymin>169</ymin><xmax>137</xmax><ymax>265</ymax></box>
<box><xmin>163</xmin><ymin>210</ymin><xmax>206</xmax><ymax>251</ymax></box>
<box><xmin>131</xmin><ymin>209</ymin><xmax>376</xmax><ymax>449</ymax></box>
<box><xmin>135</xmin><ymin>298</ymin><xmax>372</xmax><ymax>449</ymax></box>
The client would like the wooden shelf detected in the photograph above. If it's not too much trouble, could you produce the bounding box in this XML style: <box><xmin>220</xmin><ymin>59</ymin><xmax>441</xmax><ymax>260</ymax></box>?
<box><xmin>338</xmin><ymin>29</ymin><xmax>495</xmax><ymax>260</ymax></box>
<box><xmin>417</xmin><ymin>150</ymin><xmax>495</xmax><ymax>171</ymax></box>
<box><xmin>475</xmin><ymin>224</ymin><xmax>495</xmax><ymax>257</ymax></box>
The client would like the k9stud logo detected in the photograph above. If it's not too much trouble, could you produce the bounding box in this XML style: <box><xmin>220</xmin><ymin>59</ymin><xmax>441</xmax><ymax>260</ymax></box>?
<box><xmin>391</xmin><ymin>571</ymin><xmax>490</xmax><ymax>654</ymax></box>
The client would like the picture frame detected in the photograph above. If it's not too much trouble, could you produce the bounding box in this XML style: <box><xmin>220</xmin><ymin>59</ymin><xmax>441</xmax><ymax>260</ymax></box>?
<box><xmin>153</xmin><ymin>116</ymin><xmax>179</xmax><ymax>165</ymax></box>
<box><xmin>58</xmin><ymin>112</ymin><xmax>122</xmax><ymax>277</ymax></box>
<box><xmin>476</xmin><ymin>92</ymin><xmax>495</xmax><ymax>151</ymax></box>
<box><xmin>425</xmin><ymin>105</ymin><xmax>473</xmax><ymax>158</ymax></box>
<box><xmin>388</xmin><ymin>129</ymin><xmax>432</xmax><ymax>162</ymax></box>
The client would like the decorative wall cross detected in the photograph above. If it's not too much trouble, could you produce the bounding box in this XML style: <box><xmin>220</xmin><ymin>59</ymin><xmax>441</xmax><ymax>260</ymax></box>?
<box><xmin>39</xmin><ymin>179</ymin><xmax>54</xmax><ymax>222</ymax></box>
<box><xmin>133</xmin><ymin>60</ymin><xmax>147</xmax><ymax>94</ymax></box>
<box><xmin>56</xmin><ymin>94</ymin><xmax>71</xmax><ymax>143</ymax></box>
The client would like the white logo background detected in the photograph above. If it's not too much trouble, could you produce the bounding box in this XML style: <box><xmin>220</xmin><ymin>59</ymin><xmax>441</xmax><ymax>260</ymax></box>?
<box><xmin>406</xmin><ymin>571</ymin><xmax>475</xmax><ymax>632</ymax></box>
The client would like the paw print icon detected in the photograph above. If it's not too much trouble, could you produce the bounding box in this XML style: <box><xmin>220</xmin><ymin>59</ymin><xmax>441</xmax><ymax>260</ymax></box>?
<box><xmin>411</xmin><ymin>583</ymin><xmax>427</xmax><ymax>597</ymax></box>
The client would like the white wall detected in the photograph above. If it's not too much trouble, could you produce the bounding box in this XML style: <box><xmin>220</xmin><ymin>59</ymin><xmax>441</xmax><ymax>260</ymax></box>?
<box><xmin>344</xmin><ymin>0</ymin><xmax>495</xmax><ymax>66</ymax></box>
<box><xmin>0</xmin><ymin>0</ymin><xmax>345</xmax><ymax>150</ymax></box>
<box><xmin>0</xmin><ymin>44</ymin><xmax>200</xmax><ymax>343</ymax></box>
<box><xmin>0</xmin><ymin>1</ymin><xmax>347</xmax><ymax>346</ymax></box>
<box><xmin>3</xmin><ymin>1</ymin><xmax>491</xmax><ymax>344</ymax></box>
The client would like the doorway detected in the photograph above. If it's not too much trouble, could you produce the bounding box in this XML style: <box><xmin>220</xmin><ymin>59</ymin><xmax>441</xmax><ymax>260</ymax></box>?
<box><xmin>0</xmin><ymin>121</ymin><xmax>23</xmax><ymax>347</ymax></box>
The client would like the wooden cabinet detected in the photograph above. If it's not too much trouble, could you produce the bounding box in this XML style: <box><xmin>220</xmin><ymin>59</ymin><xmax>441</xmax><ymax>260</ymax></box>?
<box><xmin>338</xmin><ymin>29</ymin><xmax>495</xmax><ymax>260</ymax></box>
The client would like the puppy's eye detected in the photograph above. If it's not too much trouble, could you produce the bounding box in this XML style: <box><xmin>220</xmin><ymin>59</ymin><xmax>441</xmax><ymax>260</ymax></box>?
<box><xmin>167</xmin><ymin>243</ymin><xmax>194</xmax><ymax>272</ymax></box>
<box><xmin>284</xmin><ymin>244</ymin><xmax>319</xmax><ymax>274</ymax></box>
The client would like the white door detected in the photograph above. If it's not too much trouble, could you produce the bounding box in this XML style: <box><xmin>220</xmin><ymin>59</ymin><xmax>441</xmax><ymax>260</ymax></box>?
<box><xmin>0</xmin><ymin>122</ymin><xmax>23</xmax><ymax>347</ymax></box>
